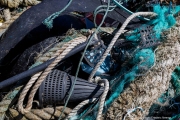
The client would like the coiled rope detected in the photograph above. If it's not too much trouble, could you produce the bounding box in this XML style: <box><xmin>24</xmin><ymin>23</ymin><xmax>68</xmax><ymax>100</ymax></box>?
<box><xmin>88</xmin><ymin>12</ymin><xmax>157</xmax><ymax>82</ymax></box>
<box><xmin>9</xmin><ymin>106</ymin><xmax>71</xmax><ymax>120</ymax></box>
<box><xmin>17</xmin><ymin>36</ymin><xmax>87</xmax><ymax>114</ymax></box>
<box><xmin>0</xmin><ymin>86</ymin><xmax>23</xmax><ymax>120</ymax></box>
<box><xmin>0</xmin><ymin>0</ymin><xmax>41</xmax><ymax>8</ymax></box>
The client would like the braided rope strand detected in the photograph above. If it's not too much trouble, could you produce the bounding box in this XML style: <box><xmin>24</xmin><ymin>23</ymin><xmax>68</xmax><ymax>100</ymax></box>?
<box><xmin>17</xmin><ymin>39</ymin><xmax>77</xmax><ymax>114</ymax></box>
<box><xmin>97</xmin><ymin>79</ymin><xmax>109</xmax><ymax>120</ymax></box>
<box><xmin>9</xmin><ymin>106</ymin><xmax>71</xmax><ymax>120</ymax></box>
<box><xmin>88</xmin><ymin>12</ymin><xmax>157</xmax><ymax>82</ymax></box>
<box><xmin>67</xmin><ymin>98</ymin><xmax>97</xmax><ymax>119</ymax></box>
<box><xmin>67</xmin><ymin>79</ymin><xmax>109</xmax><ymax>120</ymax></box>
<box><xmin>0</xmin><ymin>86</ymin><xmax>23</xmax><ymax>119</ymax></box>
<box><xmin>18</xmin><ymin>36</ymin><xmax>87</xmax><ymax>114</ymax></box>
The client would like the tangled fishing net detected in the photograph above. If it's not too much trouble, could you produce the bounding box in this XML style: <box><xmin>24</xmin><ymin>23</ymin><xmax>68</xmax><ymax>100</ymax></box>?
<box><xmin>1</xmin><ymin>0</ymin><xmax>180</xmax><ymax>120</ymax></box>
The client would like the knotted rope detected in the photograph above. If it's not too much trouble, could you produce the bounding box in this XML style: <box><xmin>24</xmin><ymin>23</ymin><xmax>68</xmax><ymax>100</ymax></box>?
<box><xmin>67</xmin><ymin>79</ymin><xmax>109</xmax><ymax>120</ymax></box>
<box><xmin>88</xmin><ymin>12</ymin><xmax>157</xmax><ymax>82</ymax></box>
<box><xmin>67</xmin><ymin>98</ymin><xmax>97</xmax><ymax>120</ymax></box>
<box><xmin>9</xmin><ymin>106</ymin><xmax>71</xmax><ymax>120</ymax></box>
<box><xmin>105</xmin><ymin>17</ymin><xmax>180</xmax><ymax>120</ymax></box>
<box><xmin>0</xmin><ymin>0</ymin><xmax>41</xmax><ymax>8</ymax></box>
<box><xmin>17</xmin><ymin>36</ymin><xmax>87</xmax><ymax>114</ymax></box>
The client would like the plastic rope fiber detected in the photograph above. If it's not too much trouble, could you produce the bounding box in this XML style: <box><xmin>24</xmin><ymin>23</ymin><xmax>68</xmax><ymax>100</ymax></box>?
<box><xmin>42</xmin><ymin>0</ymin><xmax>73</xmax><ymax>29</ymax></box>
<box><xmin>17</xmin><ymin>37</ymin><xmax>87</xmax><ymax>114</ymax></box>
<box><xmin>88</xmin><ymin>12</ymin><xmax>157</xmax><ymax>82</ymax></box>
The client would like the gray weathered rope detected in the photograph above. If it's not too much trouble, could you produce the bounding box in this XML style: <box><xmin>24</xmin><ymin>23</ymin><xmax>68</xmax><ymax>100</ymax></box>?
<box><xmin>88</xmin><ymin>12</ymin><xmax>157</xmax><ymax>82</ymax></box>
<box><xmin>0</xmin><ymin>0</ymin><xmax>41</xmax><ymax>8</ymax></box>
<box><xmin>67</xmin><ymin>79</ymin><xmax>109</xmax><ymax>120</ymax></box>
<box><xmin>9</xmin><ymin>106</ymin><xmax>71</xmax><ymax>120</ymax></box>
<box><xmin>18</xmin><ymin>36</ymin><xmax>87</xmax><ymax>114</ymax></box>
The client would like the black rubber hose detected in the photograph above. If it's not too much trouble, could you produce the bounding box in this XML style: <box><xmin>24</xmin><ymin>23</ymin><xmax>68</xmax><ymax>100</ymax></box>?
<box><xmin>0</xmin><ymin>40</ymin><xmax>96</xmax><ymax>89</ymax></box>
<box><xmin>0</xmin><ymin>58</ymin><xmax>55</xmax><ymax>89</ymax></box>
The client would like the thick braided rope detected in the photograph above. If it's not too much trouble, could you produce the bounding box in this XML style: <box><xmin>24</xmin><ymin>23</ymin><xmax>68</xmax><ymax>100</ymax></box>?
<box><xmin>88</xmin><ymin>12</ymin><xmax>157</xmax><ymax>82</ymax></box>
<box><xmin>18</xmin><ymin>36</ymin><xmax>87</xmax><ymax>114</ymax></box>
<box><xmin>17</xmin><ymin>39</ymin><xmax>78</xmax><ymax>114</ymax></box>
<box><xmin>9</xmin><ymin>106</ymin><xmax>71</xmax><ymax>120</ymax></box>
<box><xmin>0</xmin><ymin>86</ymin><xmax>23</xmax><ymax>119</ymax></box>
<box><xmin>0</xmin><ymin>0</ymin><xmax>40</xmax><ymax>8</ymax></box>
<box><xmin>0</xmin><ymin>11</ymin><xmax>24</xmax><ymax>36</ymax></box>
<box><xmin>97</xmin><ymin>79</ymin><xmax>109</xmax><ymax>120</ymax></box>
<box><xmin>3</xmin><ymin>8</ymin><xmax>11</xmax><ymax>21</ymax></box>
<box><xmin>105</xmin><ymin>20</ymin><xmax>180</xmax><ymax>120</ymax></box>
<box><xmin>66</xmin><ymin>98</ymin><xmax>97</xmax><ymax>119</ymax></box>
<box><xmin>17</xmin><ymin>37</ymin><xmax>83</xmax><ymax>114</ymax></box>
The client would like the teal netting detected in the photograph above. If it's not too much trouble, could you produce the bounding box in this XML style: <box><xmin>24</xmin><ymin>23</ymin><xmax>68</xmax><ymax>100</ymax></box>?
<box><xmin>71</xmin><ymin>4</ymin><xmax>180</xmax><ymax>120</ymax></box>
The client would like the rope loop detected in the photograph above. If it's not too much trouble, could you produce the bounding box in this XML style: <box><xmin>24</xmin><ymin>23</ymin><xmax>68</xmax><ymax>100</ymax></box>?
<box><xmin>17</xmin><ymin>36</ymin><xmax>87</xmax><ymax>114</ymax></box>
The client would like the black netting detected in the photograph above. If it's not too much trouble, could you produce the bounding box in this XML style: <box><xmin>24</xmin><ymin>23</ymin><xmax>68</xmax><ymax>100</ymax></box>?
<box><xmin>139</xmin><ymin>25</ymin><xmax>160</xmax><ymax>49</ymax></box>
<box><xmin>39</xmin><ymin>69</ymin><xmax>104</xmax><ymax>106</ymax></box>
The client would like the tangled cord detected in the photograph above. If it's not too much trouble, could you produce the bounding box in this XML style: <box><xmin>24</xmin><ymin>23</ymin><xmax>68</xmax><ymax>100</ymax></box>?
<box><xmin>67</xmin><ymin>79</ymin><xmax>109</xmax><ymax>120</ymax></box>
<box><xmin>17</xmin><ymin>36</ymin><xmax>87</xmax><ymax>114</ymax></box>
<box><xmin>88</xmin><ymin>12</ymin><xmax>157</xmax><ymax>82</ymax></box>
<box><xmin>58</xmin><ymin>1</ymin><xmax>111</xmax><ymax>119</ymax></box>
<box><xmin>43</xmin><ymin>0</ymin><xmax>73</xmax><ymax>29</ymax></box>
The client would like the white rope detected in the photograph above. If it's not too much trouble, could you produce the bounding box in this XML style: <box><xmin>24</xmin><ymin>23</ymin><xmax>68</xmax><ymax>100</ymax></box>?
<box><xmin>17</xmin><ymin>37</ymin><xmax>87</xmax><ymax>114</ymax></box>
<box><xmin>66</xmin><ymin>98</ymin><xmax>97</xmax><ymax>119</ymax></box>
<box><xmin>88</xmin><ymin>12</ymin><xmax>157</xmax><ymax>82</ymax></box>
<box><xmin>66</xmin><ymin>79</ymin><xmax>109</xmax><ymax>120</ymax></box>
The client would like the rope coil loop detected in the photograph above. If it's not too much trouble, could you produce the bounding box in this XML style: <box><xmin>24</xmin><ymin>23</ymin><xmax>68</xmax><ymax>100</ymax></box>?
<box><xmin>17</xmin><ymin>36</ymin><xmax>87</xmax><ymax>114</ymax></box>
<box><xmin>88</xmin><ymin>12</ymin><xmax>157</xmax><ymax>82</ymax></box>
